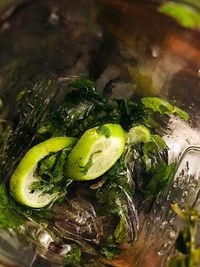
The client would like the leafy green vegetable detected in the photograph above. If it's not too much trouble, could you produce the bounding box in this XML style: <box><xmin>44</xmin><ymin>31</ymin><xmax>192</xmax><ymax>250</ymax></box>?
<box><xmin>40</xmin><ymin>81</ymin><xmax>183</xmax><ymax>245</ymax></box>
<box><xmin>0</xmin><ymin>184</ymin><xmax>24</xmax><ymax>228</ymax></box>
<box><xmin>34</xmin><ymin>148</ymin><xmax>73</xmax><ymax>195</ymax></box>
<box><xmin>38</xmin><ymin>78</ymin><xmax>113</xmax><ymax>138</ymax></box>
<box><xmin>159</xmin><ymin>2</ymin><xmax>200</xmax><ymax>29</ymax></box>
<box><xmin>52</xmin><ymin>150</ymin><xmax>69</xmax><ymax>182</ymax></box>
<box><xmin>143</xmin><ymin>134</ymin><xmax>168</xmax><ymax>159</ymax></box>
<box><xmin>39</xmin><ymin>79</ymin><xmax>157</xmax><ymax>139</ymax></box>
<box><xmin>64</xmin><ymin>247</ymin><xmax>81</xmax><ymax>266</ymax></box>
<box><xmin>116</xmin><ymin>99</ymin><xmax>148</xmax><ymax>130</ymax></box>
<box><xmin>114</xmin><ymin>217</ymin><xmax>129</xmax><ymax>243</ymax></box>
<box><xmin>9</xmin><ymin>195</ymin><xmax>52</xmax><ymax>221</ymax></box>
<box><xmin>96</xmin><ymin>155</ymin><xmax>134</xmax><ymax>243</ymax></box>
<box><xmin>141</xmin><ymin>134</ymin><xmax>168</xmax><ymax>170</ymax></box>
<box><xmin>144</xmin><ymin>161</ymin><xmax>176</xmax><ymax>199</ymax></box>
<box><xmin>37</xmin><ymin>153</ymin><xmax>57</xmax><ymax>180</ymax></box>
<box><xmin>132</xmin><ymin>135</ymin><xmax>177</xmax><ymax>200</ymax></box>
<box><xmin>38</xmin><ymin>80</ymin><xmax>188</xmax><ymax>143</ymax></box>
<box><xmin>69</xmin><ymin>78</ymin><xmax>103</xmax><ymax>102</ymax></box>
<box><xmin>3</xmin><ymin>77</ymin><xmax>189</xmax><ymax>264</ymax></box>
<box><xmin>168</xmin><ymin>204</ymin><xmax>200</xmax><ymax>267</ymax></box>
<box><xmin>100</xmin><ymin>239</ymin><xmax>120</xmax><ymax>260</ymax></box>
<box><xmin>99</xmin><ymin>153</ymin><xmax>132</xmax><ymax>196</ymax></box>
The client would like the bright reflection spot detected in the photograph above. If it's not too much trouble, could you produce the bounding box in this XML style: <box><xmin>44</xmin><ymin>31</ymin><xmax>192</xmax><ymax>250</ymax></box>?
<box><xmin>168</xmin><ymin>142</ymin><xmax>181</xmax><ymax>154</ymax></box>
<box><xmin>164</xmin><ymin>116</ymin><xmax>200</xmax><ymax>162</ymax></box>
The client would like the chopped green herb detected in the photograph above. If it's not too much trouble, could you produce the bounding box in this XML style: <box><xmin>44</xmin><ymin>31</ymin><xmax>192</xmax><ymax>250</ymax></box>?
<box><xmin>141</xmin><ymin>134</ymin><xmax>168</xmax><ymax>172</ymax></box>
<box><xmin>132</xmin><ymin>134</ymin><xmax>176</xmax><ymax>201</ymax></box>
<box><xmin>35</xmin><ymin>148</ymin><xmax>74</xmax><ymax>195</ymax></box>
<box><xmin>80</xmin><ymin>150</ymin><xmax>102</xmax><ymax>175</ymax></box>
<box><xmin>9</xmin><ymin>194</ymin><xmax>55</xmax><ymax>223</ymax></box>
<box><xmin>144</xmin><ymin>161</ymin><xmax>177</xmax><ymax>199</ymax></box>
<box><xmin>168</xmin><ymin>204</ymin><xmax>200</xmax><ymax>267</ymax></box>
<box><xmin>64</xmin><ymin>247</ymin><xmax>81</xmax><ymax>266</ymax></box>
<box><xmin>38</xmin><ymin>153</ymin><xmax>57</xmax><ymax>178</ymax></box>
<box><xmin>117</xmin><ymin>99</ymin><xmax>148</xmax><ymax>130</ymax></box>
<box><xmin>114</xmin><ymin>217</ymin><xmax>129</xmax><ymax>243</ymax></box>
<box><xmin>80</xmin><ymin>158</ymin><xmax>93</xmax><ymax>175</ymax></box>
<box><xmin>96</xmin><ymin>154</ymin><xmax>134</xmax><ymax>243</ymax></box>
<box><xmin>96</xmin><ymin>125</ymin><xmax>111</xmax><ymax>138</ymax></box>
<box><xmin>0</xmin><ymin>184</ymin><xmax>24</xmax><ymax>229</ymax></box>
<box><xmin>143</xmin><ymin>135</ymin><xmax>168</xmax><ymax>160</ymax></box>
<box><xmin>100</xmin><ymin>243</ymin><xmax>120</xmax><ymax>260</ymax></box>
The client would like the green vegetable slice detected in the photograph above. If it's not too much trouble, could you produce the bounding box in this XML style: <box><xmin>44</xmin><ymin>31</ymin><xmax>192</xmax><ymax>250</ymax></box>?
<box><xmin>126</xmin><ymin>125</ymin><xmax>151</xmax><ymax>144</ymax></box>
<box><xmin>65</xmin><ymin>124</ymin><xmax>125</xmax><ymax>181</ymax></box>
<box><xmin>10</xmin><ymin>137</ymin><xmax>77</xmax><ymax>208</ymax></box>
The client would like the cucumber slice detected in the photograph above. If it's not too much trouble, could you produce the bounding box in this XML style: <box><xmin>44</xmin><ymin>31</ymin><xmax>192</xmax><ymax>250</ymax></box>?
<box><xmin>10</xmin><ymin>137</ymin><xmax>77</xmax><ymax>208</ymax></box>
<box><xmin>126</xmin><ymin>125</ymin><xmax>151</xmax><ymax>144</ymax></box>
<box><xmin>65</xmin><ymin>124</ymin><xmax>125</xmax><ymax>181</ymax></box>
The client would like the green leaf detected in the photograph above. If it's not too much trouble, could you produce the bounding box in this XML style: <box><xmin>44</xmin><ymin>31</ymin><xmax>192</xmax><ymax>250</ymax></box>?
<box><xmin>114</xmin><ymin>217</ymin><xmax>129</xmax><ymax>243</ymax></box>
<box><xmin>116</xmin><ymin>99</ymin><xmax>148</xmax><ymax>130</ymax></box>
<box><xmin>9</xmin><ymin>195</ymin><xmax>52</xmax><ymax>221</ymax></box>
<box><xmin>100</xmin><ymin>243</ymin><xmax>120</xmax><ymax>260</ymax></box>
<box><xmin>96</xmin><ymin>155</ymin><xmax>134</xmax><ymax>244</ymax></box>
<box><xmin>34</xmin><ymin>148</ymin><xmax>73</xmax><ymax>195</ymax></box>
<box><xmin>64</xmin><ymin>247</ymin><xmax>81</xmax><ymax>266</ymax></box>
<box><xmin>169</xmin><ymin>205</ymin><xmax>200</xmax><ymax>267</ymax></box>
<box><xmin>39</xmin><ymin>79</ymin><xmax>186</xmax><ymax>143</ymax></box>
<box><xmin>69</xmin><ymin>78</ymin><xmax>105</xmax><ymax>103</ymax></box>
<box><xmin>132</xmin><ymin>134</ymin><xmax>175</xmax><ymax>199</ymax></box>
<box><xmin>0</xmin><ymin>184</ymin><xmax>24</xmax><ymax>228</ymax></box>
<box><xmin>142</xmin><ymin>134</ymin><xmax>168</xmax><ymax>171</ymax></box>
<box><xmin>143</xmin><ymin>134</ymin><xmax>168</xmax><ymax>157</ymax></box>
<box><xmin>145</xmin><ymin>162</ymin><xmax>176</xmax><ymax>199</ymax></box>
<box><xmin>159</xmin><ymin>2</ymin><xmax>200</xmax><ymax>29</ymax></box>
<box><xmin>52</xmin><ymin>149</ymin><xmax>70</xmax><ymax>182</ymax></box>
<box><xmin>38</xmin><ymin>153</ymin><xmax>57</xmax><ymax>178</ymax></box>
<box><xmin>38</xmin><ymin>78</ymin><xmax>117</xmax><ymax>138</ymax></box>
<box><xmin>69</xmin><ymin>78</ymin><xmax>95</xmax><ymax>90</ymax></box>
<box><xmin>173</xmin><ymin>106</ymin><xmax>189</xmax><ymax>122</ymax></box>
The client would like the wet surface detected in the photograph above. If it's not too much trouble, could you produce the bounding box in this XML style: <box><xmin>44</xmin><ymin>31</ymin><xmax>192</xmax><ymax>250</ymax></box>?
<box><xmin>0</xmin><ymin>1</ymin><xmax>200</xmax><ymax>266</ymax></box>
